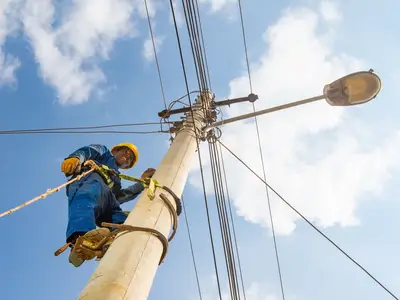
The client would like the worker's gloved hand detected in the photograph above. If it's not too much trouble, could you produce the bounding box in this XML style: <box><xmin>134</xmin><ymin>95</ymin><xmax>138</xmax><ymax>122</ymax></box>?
<box><xmin>61</xmin><ymin>157</ymin><xmax>81</xmax><ymax>176</ymax></box>
<box><xmin>141</xmin><ymin>168</ymin><xmax>156</xmax><ymax>179</ymax></box>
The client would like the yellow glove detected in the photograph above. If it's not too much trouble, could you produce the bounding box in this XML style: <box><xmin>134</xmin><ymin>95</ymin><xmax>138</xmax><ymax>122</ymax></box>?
<box><xmin>141</xmin><ymin>168</ymin><xmax>156</xmax><ymax>179</ymax></box>
<box><xmin>61</xmin><ymin>157</ymin><xmax>81</xmax><ymax>176</ymax></box>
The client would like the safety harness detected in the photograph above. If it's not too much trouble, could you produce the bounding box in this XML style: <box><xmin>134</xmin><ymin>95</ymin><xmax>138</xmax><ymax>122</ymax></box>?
<box><xmin>53</xmin><ymin>160</ymin><xmax>182</xmax><ymax>266</ymax></box>
<box><xmin>0</xmin><ymin>160</ymin><xmax>182</xmax><ymax>266</ymax></box>
<box><xmin>52</xmin><ymin>160</ymin><xmax>182</xmax><ymax>265</ymax></box>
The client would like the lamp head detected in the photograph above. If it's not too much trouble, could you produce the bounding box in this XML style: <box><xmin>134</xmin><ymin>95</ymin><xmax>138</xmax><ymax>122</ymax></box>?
<box><xmin>324</xmin><ymin>70</ymin><xmax>382</xmax><ymax>106</ymax></box>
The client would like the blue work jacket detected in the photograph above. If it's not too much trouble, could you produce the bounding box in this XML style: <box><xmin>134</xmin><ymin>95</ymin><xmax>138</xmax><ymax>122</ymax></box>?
<box><xmin>66</xmin><ymin>144</ymin><xmax>144</xmax><ymax>204</ymax></box>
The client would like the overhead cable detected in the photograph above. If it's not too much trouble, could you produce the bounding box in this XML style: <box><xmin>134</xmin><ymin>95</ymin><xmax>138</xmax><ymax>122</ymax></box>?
<box><xmin>236</xmin><ymin>0</ymin><xmax>286</xmax><ymax>298</ymax></box>
<box><xmin>169</xmin><ymin>0</ymin><xmax>222</xmax><ymax>298</ymax></box>
<box><xmin>218</xmin><ymin>142</ymin><xmax>247</xmax><ymax>300</ymax></box>
<box><xmin>0</xmin><ymin>122</ymin><xmax>171</xmax><ymax>134</ymax></box>
<box><xmin>208</xmin><ymin>139</ymin><xmax>242</xmax><ymax>300</ymax></box>
<box><xmin>237</xmin><ymin>0</ymin><xmax>252</xmax><ymax>93</ymax></box>
<box><xmin>144</xmin><ymin>0</ymin><xmax>174</xmax><ymax>142</ymax></box>
<box><xmin>182</xmin><ymin>0</ymin><xmax>209</xmax><ymax>92</ymax></box>
<box><xmin>182</xmin><ymin>195</ymin><xmax>203</xmax><ymax>300</ymax></box>
<box><xmin>218</xmin><ymin>140</ymin><xmax>399</xmax><ymax>300</ymax></box>
<box><xmin>0</xmin><ymin>130</ymin><xmax>167</xmax><ymax>135</ymax></box>
<box><xmin>194</xmin><ymin>0</ymin><xmax>212</xmax><ymax>91</ymax></box>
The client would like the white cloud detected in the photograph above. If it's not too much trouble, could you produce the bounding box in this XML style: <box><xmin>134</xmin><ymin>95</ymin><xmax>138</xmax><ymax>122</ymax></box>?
<box><xmin>139</xmin><ymin>0</ymin><xmax>166</xmax><ymax>62</ymax></box>
<box><xmin>200</xmin><ymin>277</ymin><xmax>278</xmax><ymax>300</ymax></box>
<box><xmin>319</xmin><ymin>0</ymin><xmax>342</xmax><ymax>22</ymax></box>
<box><xmin>143</xmin><ymin>34</ymin><xmax>165</xmax><ymax>62</ymax></box>
<box><xmin>199</xmin><ymin>0</ymin><xmax>236</xmax><ymax>13</ymax></box>
<box><xmin>21</xmin><ymin>0</ymin><xmax>147</xmax><ymax>105</ymax></box>
<box><xmin>0</xmin><ymin>50</ymin><xmax>20</xmax><ymax>86</ymax></box>
<box><xmin>188</xmin><ymin>6</ymin><xmax>400</xmax><ymax>235</ymax></box>
<box><xmin>246</xmin><ymin>282</ymin><xmax>277</xmax><ymax>300</ymax></box>
<box><xmin>0</xmin><ymin>0</ymin><xmax>21</xmax><ymax>86</ymax></box>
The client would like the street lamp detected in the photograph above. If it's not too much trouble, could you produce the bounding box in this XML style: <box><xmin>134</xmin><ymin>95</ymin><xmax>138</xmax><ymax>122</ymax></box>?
<box><xmin>203</xmin><ymin>70</ymin><xmax>382</xmax><ymax>135</ymax></box>
<box><xmin>324</xmin><ymin>70</ymin><xmax>382</xmax><ymax>106</ymax></box>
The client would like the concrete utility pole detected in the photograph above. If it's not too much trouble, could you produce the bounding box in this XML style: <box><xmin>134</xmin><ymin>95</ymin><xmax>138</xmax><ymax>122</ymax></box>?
<box><xmin>79</xmin><ymin>93</ymin><xmax>211</xmax><ymax>300</ymax></box>
<box><xmin>78</xmin><ymin>70</ymin><xmax>381</xmax><ymax>300</ymax></box>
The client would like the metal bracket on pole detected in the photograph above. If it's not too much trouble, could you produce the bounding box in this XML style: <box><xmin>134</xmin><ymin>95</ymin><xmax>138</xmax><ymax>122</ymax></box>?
<box><xmin>202</xmin><ymin>95</ymin><xmax>326</xmax><ymax>135</ymax></box>
<box><xmin>213</xmin><ymin>93</ymin><xmax>258</xmax><ymax>107</ymax></box>
<box><xmin>157</xmin><ymin>93</ymin><xmax>258</xmax><ymax>119</ymax></box>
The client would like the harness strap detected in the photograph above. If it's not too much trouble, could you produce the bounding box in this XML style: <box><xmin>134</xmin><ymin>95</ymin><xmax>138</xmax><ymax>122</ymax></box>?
<box><xmin>54</xmin><ymin>160</ymin><xmax>183</xmax><ymax>266</ymax></box>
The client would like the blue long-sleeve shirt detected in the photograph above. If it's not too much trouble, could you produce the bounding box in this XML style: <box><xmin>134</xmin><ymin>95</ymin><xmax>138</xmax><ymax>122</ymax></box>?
<box><xmin>67</xmin><ymin>144</ymin><xmax>144</xmax><ymax>204</ymax></box>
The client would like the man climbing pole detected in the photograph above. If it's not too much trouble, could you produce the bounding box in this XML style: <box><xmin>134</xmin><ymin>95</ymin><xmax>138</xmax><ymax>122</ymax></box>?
<box><xmin>60</xmin><ymin>143</ymin><xmax>155</xmax><ymax>267</ymax></box>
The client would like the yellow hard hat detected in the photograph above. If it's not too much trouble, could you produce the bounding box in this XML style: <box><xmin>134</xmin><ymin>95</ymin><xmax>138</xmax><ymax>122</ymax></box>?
<box><xmin>111</xmin><ymin>142</ymin><xmax>139</xmax><ymax>169</ymax></box>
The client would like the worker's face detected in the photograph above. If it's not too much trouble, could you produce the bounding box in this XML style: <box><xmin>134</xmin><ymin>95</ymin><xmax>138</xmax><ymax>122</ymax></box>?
<box><xmin>112</xmin><ymin>147</ymin><xmax>134</xmax><ymax>168</ymax></box>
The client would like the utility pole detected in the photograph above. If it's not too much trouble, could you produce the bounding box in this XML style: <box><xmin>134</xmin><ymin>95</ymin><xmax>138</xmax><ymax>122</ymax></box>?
<box><xmin>78</xmin><ymin>70</ymin><xmax>381</xmax><ymax>300</ymax></box>
<box><xmin>78</xmin><ymin>92</ymin><xmax>211</xmax><ymax>300</ymax></box>
<box><xmin>78</xmin><ymin>91</ymin><xmax>256</xmax><ymax>300</ymax></box>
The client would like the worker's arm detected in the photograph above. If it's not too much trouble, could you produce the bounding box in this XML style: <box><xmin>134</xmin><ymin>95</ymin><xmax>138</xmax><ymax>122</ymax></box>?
<box><xmin>116</xmin><ymin>182</ymin><xmax>145</xmax><ymax>204</ymax></box>
<box><xmin>67</xmin><ymin>144</ymin><xmax>109</xmax><ymax>162</ymax></box>
<box><xmin>116</xmin><ymin>168</ymin><xmax>155</xmax><ymax>204</ymax></box>
<box><xmin>61</xmin><ymin>145</ymin><xmax>110</xmax><ymax>176</ymax></box>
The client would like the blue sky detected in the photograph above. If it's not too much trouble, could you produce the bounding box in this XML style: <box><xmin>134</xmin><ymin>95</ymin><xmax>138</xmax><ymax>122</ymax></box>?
<box><xmin>1</xmin><ymin>0</ymin><xmax>400</xmax><ymax>299</ymax></box>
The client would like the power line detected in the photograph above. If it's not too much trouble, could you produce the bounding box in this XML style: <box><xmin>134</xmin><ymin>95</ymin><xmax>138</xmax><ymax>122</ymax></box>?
<box><xmin>254</xmin><ymin>118</ymin><xmax>286</xmax><ymax>300</ymax></box>
<box><xmin>183</xmin><ymin>0</ymin><xmax>207</xmax><ymax>91</ymax></box>
<box><xmin>144</xmin><ymin>0</ymin><xmax>167</xmax><ymax>109</ymax></box>
<box><xmin>0</xmin><ymin>130</ymin><xmax>167</xmax><ymax>135</ymax></box>
<box><xmin>209</xmin><ymin>140</ymin><xmax>241</xmax><ymax>299</ymax></box>
<box><xmin>177</xmin><ymin>1</ymin><xmax>231</xmax><ymax>298</ymax></box>
<box><xmin>237</xmin><ymin>0</ymin><xmax>252</xmax><ymax>93</ymax></box>
<box><xmin>209</xmin><ymin>108</ymin><xmax>247</xmax><ymax>299</ymax></box>
<box><xmin>236</xmin><ymin>0</ymin><xmax>286</xmax><ymax>298</ymax></box>
<box><xmin>218</xmin><ymin>139</ymin><xmax>399</xmax><ymax>300</ymax></box>
<box><xmin>0</xmin><ymin>122</ymin><xmax>171</xmax><ymax>134</ymax></box>
<box><xmin>169</xmin><ymin>1</ymin><xmax>222</xmax><ymax>299</ymax></box>
<box><xmin>194</xmin><ymin>0</ymin><xmax>212</xmax><ymax>91</ymax></box>
<box><xmin>209</xmin><ymin>138</ymin><xmax>243</xmax><ymax>300</ymax></box>
<box><xmin>182</xmin><ymin>195</ymin><xmax>203</xmax><ymax>300</ymax></box>
<box><xmin>218</xmin><ymin>142</ymin><xmax>247</xmax><ymax>300</ymax></box>
<box><xmin>181</xmin><ymin>0</ymin><xmax>204</xmax><ymax>92</ymax></box>
<box><xmin>143</xmin><ymin>0</ymin><xmax>175</xmax><ymax>143</ymax></box>
<box><xmin>181</xmin><ymin>0</ymin><xmax>211</xmax><ymax>103</ymax></box>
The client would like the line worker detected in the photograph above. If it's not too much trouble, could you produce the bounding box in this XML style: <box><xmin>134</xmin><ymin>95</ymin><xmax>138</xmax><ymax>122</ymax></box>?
<box><xmin>61</xmin><ymin>143</ymin><xmax>155</xmax><ymax>267</ymax></box>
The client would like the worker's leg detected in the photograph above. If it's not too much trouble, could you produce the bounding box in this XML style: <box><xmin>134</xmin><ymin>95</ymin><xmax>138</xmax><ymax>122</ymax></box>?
<box><xmin>95</xmin><ymin>188</ymin><xmax>128</xmax><ymax>226</ymax></box>
<box><xmin>66</xmin><ymin>174</ymin><xmax>103</xmax><ymax>242</ymax></box>
<box><xmin>94</xmin><ymin>181</ymin><xmax>128</xmax><ymax>227</ymax></box>
<box><xmin>110</xmin><ymin>189</ymin><xmax>128</xmax><ymax>224</ymax></box>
